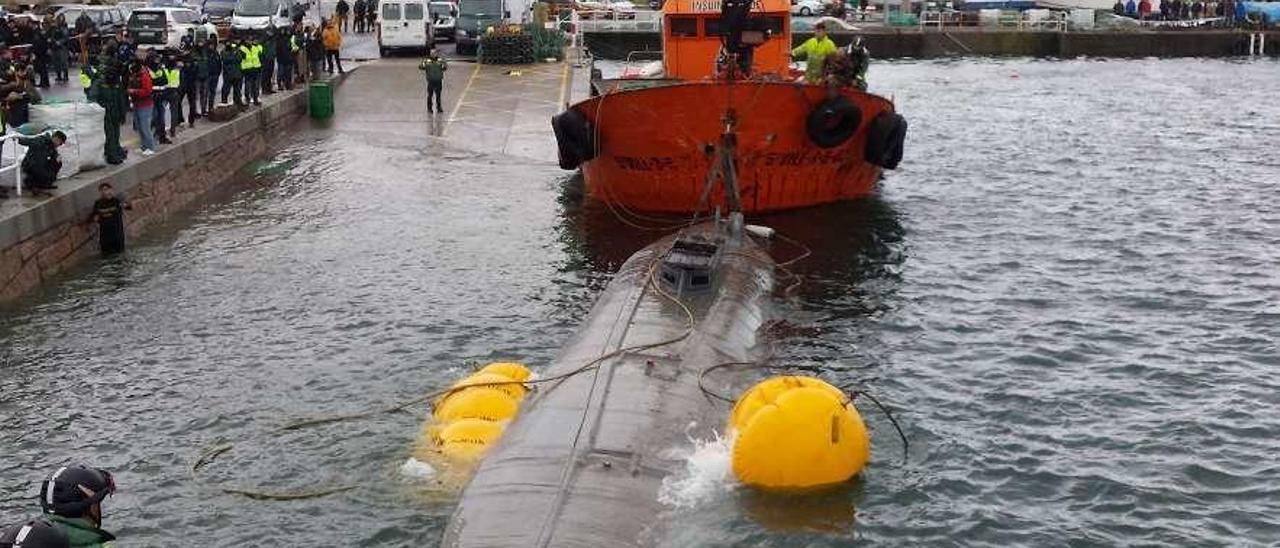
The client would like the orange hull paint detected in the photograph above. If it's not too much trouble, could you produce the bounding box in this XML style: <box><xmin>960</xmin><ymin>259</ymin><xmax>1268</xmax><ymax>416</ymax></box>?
<box><xmin>574</xmin><ymin>82</ymin><xmax>896</xmax><ymax>214</ymax></box>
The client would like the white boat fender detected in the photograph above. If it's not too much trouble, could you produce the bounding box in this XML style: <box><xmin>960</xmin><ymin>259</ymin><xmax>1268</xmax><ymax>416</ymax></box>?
<box><xmin>744</xmin><ymin>224</ymin><xmax>775</xmax><ymax>239</ymax></box>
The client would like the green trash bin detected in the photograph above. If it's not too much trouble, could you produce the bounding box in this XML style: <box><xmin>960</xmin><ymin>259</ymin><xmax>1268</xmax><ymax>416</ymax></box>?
<box><xmin>309</xmin><ymin>80</ymin><xmax>334</xmax><ymax>119</ymax></box>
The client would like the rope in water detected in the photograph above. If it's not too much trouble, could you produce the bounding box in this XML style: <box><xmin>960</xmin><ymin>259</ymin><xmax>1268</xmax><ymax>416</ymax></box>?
<box><xmin>191</xmin><ymin>250</ymin><xmax>698</xmax><ymax>501</ymax></box>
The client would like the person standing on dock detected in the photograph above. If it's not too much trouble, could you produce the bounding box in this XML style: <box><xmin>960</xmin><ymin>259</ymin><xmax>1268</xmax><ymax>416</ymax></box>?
<box><xmin>261</xmin><ymin>29</ymin><xmax>277</xmax><ymax>95</ymax></box>
<box><xmin>221</xmin><ymin>40</ymin><xmax>245</xmax><ymax>107</ymax></box>
<box><xmin>791</xmin><ymin>22</ymin><xmax>837</xmax><ymax>85</ymax></box>
<box><xmin>240</xmin><ymin>38</ymin><xmax>263</xmax><ymax>106</ymax></box>
<box><xmin>90</xmin><ymin>182</ymin><xmax>130</xmax><ymax>254</ymax></box>
<box><xmin>96</xmin><ymin>42</ymin><xmax>129</xmax><ymax>165</ymax></box>
<box><xmin>337</xmin><ymin>0</ymin><xmax>351</xmax><ymax>32</ymax></box>
<box><xmin>418</xmin><ymin>50</ymin><xmax>447</xmax><ymax>114</ymax></box>
<box><xmin>323</xmin><ymin>21</ymin><xmax>344</xmax><ymax>74</ymax></box>
<box><xmin>128</xmin><ymin>59</ymin><xmax>158</xmax><ymax>156</ymax></box>
<box><xmin>354</xmin><ymin>0</ymin><xmax>367</xmax><ymax>33</ymax></box>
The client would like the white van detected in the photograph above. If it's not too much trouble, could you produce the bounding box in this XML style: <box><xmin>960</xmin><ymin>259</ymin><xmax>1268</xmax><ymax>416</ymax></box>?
<box><xmin>231</xmin><ymin>0</ymin><xmax>291</xmax><ymax>33</ymax></box>
<box><xmin>378</xmin><ymin>0</ymin><xmax>433</xmax><ymax>56</ymax></box>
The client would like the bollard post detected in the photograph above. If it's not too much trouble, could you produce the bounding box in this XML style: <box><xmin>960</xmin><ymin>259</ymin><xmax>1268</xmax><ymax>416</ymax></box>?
<box><xmin>1248</xmin><ymin>32</ymin><xmax>1256</xmax><ymax>56</ymax></box>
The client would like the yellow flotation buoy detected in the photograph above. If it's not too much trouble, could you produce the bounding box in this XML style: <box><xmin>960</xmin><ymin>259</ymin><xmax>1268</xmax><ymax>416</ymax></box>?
<box><xmin>448</xmin><ymin>372</ymin><xmax>528</xmax><ymax>401</ymax></box>
<box><xmin>730</xmin><ymin>376</ymin><xmax>870</xmax><ymax>490</ymax></box>
<box><xmin>432</xmin><ymin>386</ymin><xmax>521</xmax><ymax>423</ymax></box>
<box><xmin>478</xmin><ymin>362</ymin><xmax>532</xmax><ymax>382</ymax></box>
<box><xmin>437</xmin><ymin>418</ymin><xmax>506</xmax><ymax>461</ymax></box>
<box><xmin>413</xmin><ymin>362</ymin><xmax>533</xmax><ymax>467</ymax></box>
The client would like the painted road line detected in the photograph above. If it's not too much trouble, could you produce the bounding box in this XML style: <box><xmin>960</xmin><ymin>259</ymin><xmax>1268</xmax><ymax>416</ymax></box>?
<box><xmin>446</xmin><ymin>62</ymin><xmax>483</xmax><ymax>133</ymax></box>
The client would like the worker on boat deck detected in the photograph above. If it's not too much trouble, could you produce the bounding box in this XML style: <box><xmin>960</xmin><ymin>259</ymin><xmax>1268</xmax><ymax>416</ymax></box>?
<box><xmin>791</xmin><ymin>22</ymin><xmax>837</xmax><ymax>85</ymax></box>
<box><xmin>39</xmin><ymin>465</ymin><xmax>117</xmax><ymax>548</ymax></box>
<box><xmin>1</xmin><ymin>517</ymin><xmax>70</xmax><ymax>548</ymax></box>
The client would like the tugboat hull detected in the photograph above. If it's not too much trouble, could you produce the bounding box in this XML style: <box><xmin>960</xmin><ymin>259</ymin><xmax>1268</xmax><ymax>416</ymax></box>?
<box><xmin>569</xmin><ymin>82</ymin><xmax>900</xmax><ymax>214</ymax></box>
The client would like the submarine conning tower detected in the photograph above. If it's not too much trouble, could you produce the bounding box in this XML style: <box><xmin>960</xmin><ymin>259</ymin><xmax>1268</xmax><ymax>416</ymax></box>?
<box><xmin>442</xmin><ymin>221</ymin><xmax>775</xmax><ymax>547</ymax></box>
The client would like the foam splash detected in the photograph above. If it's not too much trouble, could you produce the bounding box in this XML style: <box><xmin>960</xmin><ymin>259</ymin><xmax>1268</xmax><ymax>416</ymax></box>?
<box><xmin>657</xmin><ymin>431</ymin><xmax>737</xmax><ymax>509</ymax></box>
<box><xmin>398</xmin><ymin>457</ymin><xmax>437</xmax><ymax>480</ymax></box>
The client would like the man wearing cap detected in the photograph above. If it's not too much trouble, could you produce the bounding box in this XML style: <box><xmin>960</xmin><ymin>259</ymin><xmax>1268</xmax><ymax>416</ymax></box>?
<box><xmin>39</xmin><ymin>465</ymin><xmax>117</xmax><ymax>548</ymax></box>
<box><xmin>791</xmin><ymin>21</ymin><xmax>837</xmax><ymax>85</ymax></box>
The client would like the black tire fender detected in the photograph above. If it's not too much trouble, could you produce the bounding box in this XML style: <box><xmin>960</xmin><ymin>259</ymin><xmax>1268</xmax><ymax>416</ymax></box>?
<box><xmin>551</xmin><ymin>111</ymin><xmax>582</xmax><ymax>170</ymax></box>
<box><xmin>552</xmin><ymin>109</ymin><xmax>597</xmax><ymax>169</ymax></box>
<box><xmin>864</xmin><ymin>111</ymin><xmax>907</xmax><ymax>170</ymax></box>
<box><xmin>805</xmin><ymin>96</ymin><xmax>862</xmax><ymax>149</ymax></box>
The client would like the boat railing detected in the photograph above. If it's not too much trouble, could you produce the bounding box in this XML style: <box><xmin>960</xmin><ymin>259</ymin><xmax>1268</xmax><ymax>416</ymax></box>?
<box><xmin>571</xmin><ymin>8</ymin><xmax>661</xmax><ymax>33</ymax></box>
<box><xmin>917</xmin><ymin>4</ymin><xmax>1068</xmax><ymax>32</ymax></box>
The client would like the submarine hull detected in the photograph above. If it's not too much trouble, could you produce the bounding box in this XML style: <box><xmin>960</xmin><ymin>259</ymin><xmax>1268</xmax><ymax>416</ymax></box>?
<box><xmin>442</xmin><ymin>223</ymin><xmax>775</xmax><ymax>547</ymax></box>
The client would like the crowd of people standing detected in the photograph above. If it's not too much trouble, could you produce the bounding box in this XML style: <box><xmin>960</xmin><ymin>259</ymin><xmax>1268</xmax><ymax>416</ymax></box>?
<box><xmin>0</xmin><ymin>11</ymin><xmax>353</xmax><ymax>203</ymax></box>
<box><xmin>335</xmin><ymin>0</ymin><xmax>380</xmax><ymax>34</ymax></box>
<box><xmin>1113</xmin><ymin>0</ymin><xmax>1244</xmax><ymax>22</ymax></box>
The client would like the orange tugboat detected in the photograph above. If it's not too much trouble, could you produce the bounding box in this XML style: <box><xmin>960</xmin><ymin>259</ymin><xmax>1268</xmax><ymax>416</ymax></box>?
<box><xmin>552</xmin><ymin>0</ymin><xmax>907</xmax><ymax>214</ymax></box>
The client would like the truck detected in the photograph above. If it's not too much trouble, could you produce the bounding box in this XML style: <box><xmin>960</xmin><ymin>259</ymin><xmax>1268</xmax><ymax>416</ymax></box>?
<box><xmin>453</xmin><ymin>0</ymin><xmax>531</xmax><ymax>55</ymax></box>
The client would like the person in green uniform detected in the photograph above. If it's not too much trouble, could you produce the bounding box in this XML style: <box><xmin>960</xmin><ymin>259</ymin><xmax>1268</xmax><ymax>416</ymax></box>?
<box><xmin>39</xmin><ymin>465</ymin><xmax>117</xmax><ymax>548</ymax></box>
<box><xmin>791</xmin><ymin>22</ymin><xmax>837</xmax><ymax>85</ymax></box>
<box><xmin>0</xmin><ymin>517</ymin><xmax>70</xmax><ymax>548</ymax></box>
<box><xmin>418</xmin><ymin>50</ymin><xmax>447</xmax><ymax>113</ymax></box>
<box><xmin>94</xmin><ymin>42</ymin><xmax>129</xmax><ymax>165</ymax></box>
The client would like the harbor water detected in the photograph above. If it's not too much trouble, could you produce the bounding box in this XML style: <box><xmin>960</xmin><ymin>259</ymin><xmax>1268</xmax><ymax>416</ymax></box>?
<box><xmin>2</xmin><ymin>57</ymin><xmax>1279</xmax><ymax>546</ymax></box>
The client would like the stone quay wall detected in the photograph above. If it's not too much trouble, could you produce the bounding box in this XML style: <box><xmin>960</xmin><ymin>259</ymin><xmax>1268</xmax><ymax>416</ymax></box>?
<box><xmin>0</xmin><ymin>84</ymin><xmax>320</xmax><ymax>304</ymax></box>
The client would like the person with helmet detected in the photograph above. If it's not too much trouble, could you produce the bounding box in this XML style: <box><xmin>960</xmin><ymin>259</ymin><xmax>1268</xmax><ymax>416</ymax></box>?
<box><xmin>0</xmin><ymin>517</ymin><xmax>70</xmax><ymax>548</ymax></box>
<box><xmin>38</xmin><ymin>465</ymin><xmax>116</xmax><ymax>548</ymax></box>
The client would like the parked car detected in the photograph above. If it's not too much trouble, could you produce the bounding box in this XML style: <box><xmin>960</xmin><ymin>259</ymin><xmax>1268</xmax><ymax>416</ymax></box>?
<box><xmin>428</xmin><ymin>1</ymin><xmax>456</xmax><ymax>42</ymax></box>
<box><xmin>791</xmin><ymin>0</ymin><xmax>823</xmax><ymax>15</ymax></box>
<box><xmin>51</xmin><ymin>5</ymin><xmax>129</xmax><ymax>35</ymax></box>
<box><xmin>127</xmin><ymin>7</ymin><xmax>218</xmax><ymax>50</ymax></box>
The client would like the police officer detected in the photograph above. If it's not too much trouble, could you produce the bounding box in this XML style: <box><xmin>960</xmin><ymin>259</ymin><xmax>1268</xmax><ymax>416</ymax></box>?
<box><xmin>221</xmin><ymin>39</ymin><xmax>244</xmax><ymax>107</ymax></box>
<box><xmin>201</xmin><ymin>40</ymin><xmax>221</xmax><ymax>114</ymax></box>
<box><xmin>261</xmin><ymin>29</ymin><xmax>276</xmax><ymax>95</ymax></box>
<box><xmin>39</xmin><ymin>465</ymin><xmax>117</xmax><ymax>548</ymax></box>
<box><xmin>163</xmin><ymin>54</ymin><xmax>184</xmax><ymax>134</ymax></box>
<box><xmin>0</xmin><ymin>517</ymin><xmax>70</xmax><ymax>548</ymax></box>
<box><xmin>239</xmin><ymin>37</ymin><xmax>262</xmax><ymax>106</ymax></box>
<box><xmin>94</xmin><ymin>41</ymin><xmax>128</xmax><ymax>164</ymax></box>
<box><xmin>147</xmin><ymin>53</ymin><xmax>172</xmax><ymax>144</ymax></box>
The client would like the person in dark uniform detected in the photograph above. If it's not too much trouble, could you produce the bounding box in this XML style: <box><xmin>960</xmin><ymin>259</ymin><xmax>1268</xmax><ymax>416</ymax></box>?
<box><xmin>0</xmin><ymin>517</ymin><xmax>70</xmax><ymax>548</ymax></box>
<box><xmin>221</xmin><ymin>39</ymin><xmax>244</xmax><ymax>106</ymax></box>
<box><xmin>202</xmin><ymin>40</ymin><xmax>221</xmax><ymax>114</ymax></box>
<box><xmin>19</xmin><ymin>131</ymin><xmax>65</xmax><ymax>197</ymax></box>
<box><xmin>95</xmin><ymin>41</ymin><xmax>129</xmax><ymax>165</ymax></box>
<box><xmin>38</xmin><ymin>464</ymin><xmax>117</xmax><ymax>548</ymax></box>
<box><xmin>90</xmin><ymin>182</ymin><xmax>130</xmax><ymax>254</ymax></box>
<box><xmin>261</xmin><ymin>29</ymin><xmax>276</xmax><ymax>94</ymax></box>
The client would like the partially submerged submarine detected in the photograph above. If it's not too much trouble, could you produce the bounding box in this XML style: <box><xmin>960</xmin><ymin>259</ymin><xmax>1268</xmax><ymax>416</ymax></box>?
<box><xmin>442</xmin><ymin>217</ymin><xmax>774</xmax><ymax>546</ymax></box>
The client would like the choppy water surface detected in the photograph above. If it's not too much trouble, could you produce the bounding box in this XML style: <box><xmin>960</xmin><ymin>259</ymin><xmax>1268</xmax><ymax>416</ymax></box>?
<box><xmin>3</xmin><ymin>58</ymin><xmax>1280</xmax><ymax>546</ymax></box>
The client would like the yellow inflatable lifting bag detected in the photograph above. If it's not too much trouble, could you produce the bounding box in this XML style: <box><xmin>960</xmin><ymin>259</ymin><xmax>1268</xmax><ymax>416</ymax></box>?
<box><xmin>729</xmin><ymin>376</ymin><xmax>847</xmax><ymax>432</ymax></box>
<box><xmin>731</xmin><ymin>377</ymin><xmax>870</xmax><ymax>490</ymax></box>
<box><xmin>433</xmin><ymin>386</ymin><xmax>521</xmax><ymax>423</ymax></box>
<box><xmin>478</xmin><ymin>362</ymin><xmax>532</xmax><ymax>382</ymax></box>
<box><xmin>450</xmin><ymin>372</ymin><xmax>528</xmax><ymax>401</ymax></box>
<box><xmin>438</xmin><ymin>418</ymin><xmax>505</xmax><ymax>461</ymax></box>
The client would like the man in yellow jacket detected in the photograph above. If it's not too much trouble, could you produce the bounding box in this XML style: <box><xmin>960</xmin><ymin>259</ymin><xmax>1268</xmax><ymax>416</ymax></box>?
<box><xmin>791</xmin><ymin>22</ymin><xmax>837</xmax><ymax>84</ymax></box>
<box><xmin>323</xmin><ymin>20</ymin><xmax>344</xmax><ymax>74</ymax></box>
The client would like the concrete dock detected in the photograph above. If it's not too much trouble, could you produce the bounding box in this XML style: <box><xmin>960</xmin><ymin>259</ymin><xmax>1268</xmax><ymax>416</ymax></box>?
<box><xmin>1</xmin><ymin>37</ymin><xmax>582</xmax><ymax>303</ymax></box>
